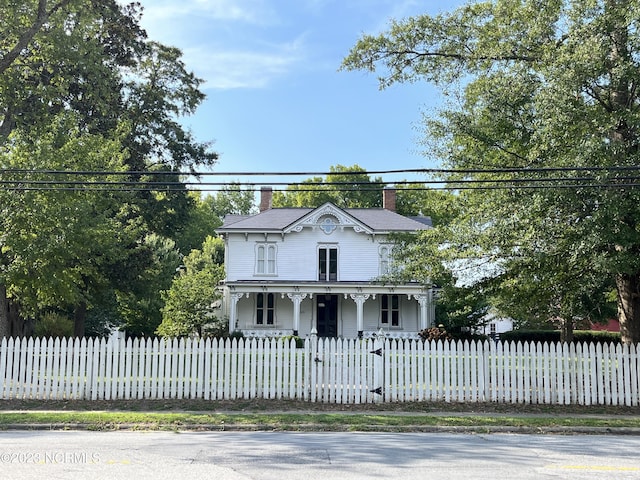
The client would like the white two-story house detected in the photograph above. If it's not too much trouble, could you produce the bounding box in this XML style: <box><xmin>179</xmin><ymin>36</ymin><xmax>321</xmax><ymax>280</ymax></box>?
<box><xmin>216</xmin><ymin>187</ymin><xmax>436</xmax><ymax>339</ymax></box>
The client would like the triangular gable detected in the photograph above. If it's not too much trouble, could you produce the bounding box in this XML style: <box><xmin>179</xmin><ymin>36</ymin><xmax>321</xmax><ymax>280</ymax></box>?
<box><xmin>283</xmin><ymin>202</ymin><xmax>374</xmax><ymax>235</ymax></box>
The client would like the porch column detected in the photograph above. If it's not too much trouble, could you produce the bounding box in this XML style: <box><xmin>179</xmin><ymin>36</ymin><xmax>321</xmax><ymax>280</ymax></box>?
<box><xmin>286</xmin><ymin>293</ymin><xmax>308</xmax><ymax>336</ymax></box>
<box><xmin>229</xmin><ymin>292</ymin><xmax>244</xmax><ymax>334</ymax></box>
<box><xmin>413</xmin><ymin>293</ymin><xmax>432</xmax><ymax>330</ymax></box>
<box><xmin>349</xmin><ymin>293</ymin><xmax>370</xmax><ymax>338</ymax></box>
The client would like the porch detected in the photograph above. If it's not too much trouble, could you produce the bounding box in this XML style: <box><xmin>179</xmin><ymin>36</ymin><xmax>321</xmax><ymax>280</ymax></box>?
<box><xmin>223</xmin><ymin>281</ymin><xmax>436</xmax><ymax>339</ymax></box>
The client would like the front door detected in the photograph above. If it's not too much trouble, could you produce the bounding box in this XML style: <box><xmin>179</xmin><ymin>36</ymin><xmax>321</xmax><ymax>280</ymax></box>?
<box><xmin>316</xmin><ymin>294</ymin><xmax>338</xmax><ymax>337</ymax></box>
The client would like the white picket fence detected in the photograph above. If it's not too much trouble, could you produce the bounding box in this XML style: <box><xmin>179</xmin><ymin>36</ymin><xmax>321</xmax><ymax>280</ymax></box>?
<box><xmin>0</xmin><ymin>336</ymin><xmax>638</xmax><ymax>405</ymax></box>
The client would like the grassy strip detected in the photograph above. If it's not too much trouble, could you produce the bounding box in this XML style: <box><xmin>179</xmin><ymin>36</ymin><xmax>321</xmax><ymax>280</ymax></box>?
<box><xmin>1</xmin><ymin>411</ymin><xmax>639</xmax><ymax>431</ymax></box>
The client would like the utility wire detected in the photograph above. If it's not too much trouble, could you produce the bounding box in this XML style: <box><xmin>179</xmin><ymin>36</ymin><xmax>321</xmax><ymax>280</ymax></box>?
<box><xmin>2</xmin><ymin>165</ymin><xmax>640</xmax><ymax>177</ymax></box>
<box><xmin>2</xmin><ymin>167</ymin><xmax>640</xmax><ymax>192</ymax></box>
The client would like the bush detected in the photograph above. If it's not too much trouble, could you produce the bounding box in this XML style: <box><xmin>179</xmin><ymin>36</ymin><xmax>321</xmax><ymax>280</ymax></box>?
<box><xmin>418</xmin><ymin>326</ymin><xmax>453</xmax><ymax>342</ymax></box>
<box><xmin>499</xmin><ymin>329</ymin><xmax>621</xmax><ymax>344</ymax></box>
<box><xmin>283</xmin><ymin>335</ymin><xmax>305</xmax><ymax>348</ymax></box>
<box><xmin>34</xmin><ymin>312</ymin><xmax>74</xmax><ymax>338</ymax></box>
<box><xmin>201</xmin><ymin>316</ymin><xmax>244</xmax><ymax>339</ymax></box>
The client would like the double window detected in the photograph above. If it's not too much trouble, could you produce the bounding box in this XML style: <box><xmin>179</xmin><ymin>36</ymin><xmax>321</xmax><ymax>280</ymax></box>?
<box><xmin>381</xmin><ymin>294</ymin><xmax>400</xmax><ymax>327</ymax></box>
<box><xmin>256</xmin><ymin>293</ymin><xmax>275</xmax><ymax>325</ymax></box>
<box><xmin>256</xmin><ymin>243</ymin><xmax>276</xmax><ymax>275</ymax></box>
<box><xmin>318</xmin><ymin>246</ymin><xmax>338</xmax><ymax>281</ymax></box>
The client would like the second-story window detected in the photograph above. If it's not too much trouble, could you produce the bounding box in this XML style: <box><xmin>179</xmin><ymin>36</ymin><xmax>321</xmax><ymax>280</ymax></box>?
<box><xmin>380</xmin><ymin>245</ymin><xmax>391</xmax><ymax>275</ymax></box>
<box><xmin>318</xmin><ymin>246</ymin><xmax>338</xmax><ymax>281</ymax></box>
<box><xmin>256</xmin><ymin>243</ymin><xmax>277</xmax><ymax>275</ymax></box>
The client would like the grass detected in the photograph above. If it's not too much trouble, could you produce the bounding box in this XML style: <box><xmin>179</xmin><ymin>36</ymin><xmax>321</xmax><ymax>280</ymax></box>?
<box><xmin>0</xmin><ymin>400</ymin><xmax>639</xmax><ymax>432</ymax></box>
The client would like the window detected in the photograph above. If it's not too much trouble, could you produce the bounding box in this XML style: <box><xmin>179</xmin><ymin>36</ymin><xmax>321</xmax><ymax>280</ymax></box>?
<box><xmin>318</xmin><ymin>246</ymin><xmax>338</xmax><ymax>281</ymax></box>
<box><xmin>380</xmin><ymin>246</ymin><xmax>391</xmax><ymax>275</ymax></box>
<box><xmin>381</xmin><ymin>294</ymin><xmax>400</xmax><ymax>327</ymax></box>
<box><xmin>318</xmin><ymin>214</ymin><xmax>338</xmax><ymax>234</ymax></box>
<box><xmin>256</xmin><ymin>244</ymin><xmax>276</xmax><ymax>275</ymax></box>
<box><xmin>256</xmin><ymin>293</ymin><xmax>275</xmax><ymax>325</ymax></box>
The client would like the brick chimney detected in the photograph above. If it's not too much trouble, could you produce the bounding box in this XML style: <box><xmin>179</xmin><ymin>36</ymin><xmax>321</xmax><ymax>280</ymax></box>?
<box><xmin>259</xmin><ymin>186</ymin><xmax>273</xmax><ymax>212</ymax></box>
<box><xmin>383</xmin><ymin>186</ymin><xmax>396</xmax><ymax>211</ymax></box>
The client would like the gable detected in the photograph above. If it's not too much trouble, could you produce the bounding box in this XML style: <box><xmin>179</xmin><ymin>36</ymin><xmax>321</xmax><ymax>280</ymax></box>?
<box><xmin>283</xmin><ymin>203</ymin><xmax>373</xmax><ymax>235</ymax></box>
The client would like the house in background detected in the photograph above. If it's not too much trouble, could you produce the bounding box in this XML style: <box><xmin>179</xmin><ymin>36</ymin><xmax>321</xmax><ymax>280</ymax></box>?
<box><xmin>215</xmin><ymin>186</ymin><xmax>436</xmax><ymax>339</ymax></box>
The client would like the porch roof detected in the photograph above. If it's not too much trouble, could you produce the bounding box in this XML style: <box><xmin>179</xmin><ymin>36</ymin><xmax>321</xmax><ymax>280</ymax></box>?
<box><xmin>224</xmin><ymin>280</ymin><xmax>433</xmax><ymax>297</ymax></box>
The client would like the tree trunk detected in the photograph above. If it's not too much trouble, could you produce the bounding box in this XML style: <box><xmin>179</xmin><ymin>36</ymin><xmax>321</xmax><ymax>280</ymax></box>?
<box><xmin>560</xmin><ymin>318</ymin><xmax>574</xmax><ymax>343</ymax></box>
<box><xmin>616</xmin><ymin>273</ymin><xmax>640</xmax><ymax>344</ymax></box>
<box><xmin>0</xmin><ymin>284</ymin><xmax>9</xmax><ymax>338</ymax></box>
<box><xmin>74</xmin><ymin>301</ymin><xmax>87</xmax><ymax>338</ymax></box>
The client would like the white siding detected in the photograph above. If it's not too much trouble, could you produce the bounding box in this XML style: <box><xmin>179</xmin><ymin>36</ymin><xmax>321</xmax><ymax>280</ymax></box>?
<box><xmin>225</xmin><ymin>228</ymin><xmax>387</xmax><ymax>282</ymax></box>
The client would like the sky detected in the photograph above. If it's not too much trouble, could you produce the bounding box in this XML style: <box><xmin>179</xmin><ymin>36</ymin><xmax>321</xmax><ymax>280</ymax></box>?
<box><xmin>136</xmin><ymin>0</ymin><xmax>464</xmax><ymax>189</ymax></box>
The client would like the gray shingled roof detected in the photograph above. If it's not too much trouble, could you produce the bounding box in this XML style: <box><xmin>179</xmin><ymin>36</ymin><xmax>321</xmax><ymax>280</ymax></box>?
<box><xmin>218</xmin><ymin>205</ymin><xmax>431</xmax><ymax>233</ymax></box>
<box><xmin>344</xmin><ymin>208</ymin><xmax>432</xmax><ymax>231</ymax></box>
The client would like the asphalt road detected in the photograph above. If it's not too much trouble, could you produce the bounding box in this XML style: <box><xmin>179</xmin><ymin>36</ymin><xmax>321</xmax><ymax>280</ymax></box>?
<box><xmin>1</xmin><ymin>430</ymin><xmax>639</xmax><ymax>480</ymax></box>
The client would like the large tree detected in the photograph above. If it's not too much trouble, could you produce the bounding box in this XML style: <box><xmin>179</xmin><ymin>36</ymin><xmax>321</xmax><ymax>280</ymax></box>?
<box><xmin>342</xmin><ymin>0</ymin><xmax>640</xmax><ymax>343</ymax></box>
<box><xmin>0</xmin><ymin>114</ymin><xmax>131</xmax><ymax>336</ymax></box>
<box><xmin>0</xmin><ymin>0</ymin><xmax>218</xmax><ymax>337</ymax></box>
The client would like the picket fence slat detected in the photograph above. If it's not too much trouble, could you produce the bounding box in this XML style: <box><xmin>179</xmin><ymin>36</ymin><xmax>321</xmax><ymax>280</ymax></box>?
<box><xmin>1</xmin><ymin>337</ymin><xmax>639</xmax><ymax>405</ymax></box>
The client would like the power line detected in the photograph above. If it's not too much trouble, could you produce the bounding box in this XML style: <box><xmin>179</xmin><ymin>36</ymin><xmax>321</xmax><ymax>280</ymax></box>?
<box><xmin>3</xmin><ymin>181</ymin><xmax>640</xmax><ymax>193</ymax></box>
<box><xmin>2</xmin><ymin>167</ymin><xmax>640</xmax><ymax>192</ymax></box>
<box><xmin>2</xmin><ymin>165</ymin><xmax>640</xmax><ymax>177</ymax></box>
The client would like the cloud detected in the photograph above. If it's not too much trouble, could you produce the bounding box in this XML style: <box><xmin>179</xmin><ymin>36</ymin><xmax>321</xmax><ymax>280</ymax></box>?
<box><xmin>140</xmin><ymin>0</ymin><xmax>277</xmax><ymax>25</ymax></box>
<box><xmin>183</xmin><ymin>41</ymin><xmax>305</xmax><ymax>90</ymax></box>
<box><xmin>134</xmin><ymin>0</ymin><xmax>305</xmax><ymax>89</ymax></box>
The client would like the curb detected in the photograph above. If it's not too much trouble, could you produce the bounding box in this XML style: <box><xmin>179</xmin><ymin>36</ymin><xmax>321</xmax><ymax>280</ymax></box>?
<box><xmin>3</xmin><ymin>423</ymin><xmax>640</xmax><ymax>435</ymax></box>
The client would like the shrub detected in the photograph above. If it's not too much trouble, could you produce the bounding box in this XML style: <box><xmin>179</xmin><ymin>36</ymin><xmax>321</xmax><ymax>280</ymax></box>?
<box><xmin>202</xmin><ymin>316</ymin><xmax>244</xmax><ymax>339</ymax></box>
<box><xmin>34</xmin><ymin>312</ymin><xmax>74</xmax><ymax>338</ymax></box>
<box><xmin>499</xmin><ymin>329</ymin><xmax>621</xmax><ymax>344</ymax></box>
<box><xmin>283</xmin><ymin>335</ymin><xmax>305</xmax><ymax>348</ymax></box>
<box><xmin>418</xmin><ymin>326</ymin><xmax>453</xmax><ymax>342</ymax></box>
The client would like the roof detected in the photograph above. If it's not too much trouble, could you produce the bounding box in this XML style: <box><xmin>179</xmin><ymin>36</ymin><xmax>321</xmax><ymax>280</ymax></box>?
<box><xmin>218</xmin><ymin>204</ymin><xmax>432</xmax><ymax>234</ymax></box>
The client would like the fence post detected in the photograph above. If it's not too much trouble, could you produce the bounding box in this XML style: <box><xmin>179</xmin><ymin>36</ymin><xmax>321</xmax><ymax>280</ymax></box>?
<box><xmin>309</xmin><ymin>328</ymin><xmax>318</xmax><ymax>402</ymax></box>
<box><xmin>371</xmin><ymin>328</ymin><xmax>385</xmax><ymax>403</ymax></box>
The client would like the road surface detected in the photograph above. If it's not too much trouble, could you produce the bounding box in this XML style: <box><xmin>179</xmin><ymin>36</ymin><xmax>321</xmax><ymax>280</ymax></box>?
<box><xmin>0</xmin><ymin>430</ymin><xmax>638</xmax><ymax>479</ymax></box>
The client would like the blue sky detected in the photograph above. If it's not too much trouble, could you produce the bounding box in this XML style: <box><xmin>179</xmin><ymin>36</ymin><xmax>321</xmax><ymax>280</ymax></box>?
<box><xmin>137</xmin><ymin>0</ymin><xmax>463</xmax><ymax>187</ymax></box>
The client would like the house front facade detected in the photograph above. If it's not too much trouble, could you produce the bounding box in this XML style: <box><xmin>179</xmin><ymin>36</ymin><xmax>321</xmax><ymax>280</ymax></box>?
<box><xmin>216</xmin><ymin>187</ymin><xmax>436</xmax><ymax>339</ymax></box>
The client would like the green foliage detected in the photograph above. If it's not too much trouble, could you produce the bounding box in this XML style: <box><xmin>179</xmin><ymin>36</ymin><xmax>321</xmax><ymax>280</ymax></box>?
<box><xmin>156</xmin><ymin>237</ymin><xmax>225</xmax><ymax>338</ymax></box>
<box><xmin>201</xmin><ymin>316</ymin><xmax>233</xmax><ymax>339</ymax></box>
<box><xmin>343</xmin><ymin>0</ymin><xmax>640</xmax><ymax>343</ymax></box>
<box><xmin>434</xmin><ymin>278</ymin><xmax>491</xmax><ymax>334</ymax></box>
<box><xmin>34</xmin><ymin>312</ymin><xmax>74</xmax><ymax>339</ymax></box>
<box><xmin>115</xmin><ymin>234</ymin><xmax>182</xmax><ymax>337</ymax></box>
<box><xmin>0</xmin><ymin>1</ymin><xmax>219</xmax><ymax>338</ymax></box>
<box><xmin>282</xmin><ymin>335</ymin><xmax>305</xmax><ymax>348</ymax></box>
<box><xmin>208</xmin><ymin>183</ymin><xmax>256</xmax><ymax>217</ymax></box>
<box><xmin>395</xmin><ymin>185</ymin><xmax>459</xmax><ymax>223</ymax></box>
<box><xmin>272</xmin><ymin>164</ymin><xmax>383</xmax><ymax>208</ymax></box>
<box><xmin>0</xmin><ymin>114</ymin><xmax>130</xmax><ymax>316</ymax></box>
<box><xmin>500</xmin><ymin>330</ymin><xmax>621</xmax><ymax>345</ymax></box>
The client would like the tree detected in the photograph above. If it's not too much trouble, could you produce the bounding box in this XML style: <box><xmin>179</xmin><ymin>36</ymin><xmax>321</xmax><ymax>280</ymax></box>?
<box><xmin>114</xmin><ymin>233</ymin><xmax>182</xmax><ymax>337</ymax></box>
<box><xmin>394</xmin><ymin>184</ymin><xmax>459</xmax><ymax>222</ymax></box>
<box><xmin>0</xmin><ymin>1</ymin><xmax>219</xmax><ymax>338</ymax></box>
<box><xmin>156</xmin><ymin>236</ymin><xmax>225</xmax><ymax>337</ymax></box>
<box><xmin>342</xmin><ymin>0</ymin><xmax>640</xmax><ymax>343</ymax></box>
<box><xmin>272</xmin><ymin>164</ymin><xmax>383</xmax><ymax>208</ymax></box>
<box><xmin>208</xmin><ymin>182</ymin><xmax>256</xmax><ymax>217</ymax></box>
<box><xmin>0</xmin><ymin>114</ymin><xmax>130</xmax><ymax>336</ymax></box>
<box><xmin>0</xmin><ymin>0</ymin><xmax>146</xmax><ymax>140</ymax></box>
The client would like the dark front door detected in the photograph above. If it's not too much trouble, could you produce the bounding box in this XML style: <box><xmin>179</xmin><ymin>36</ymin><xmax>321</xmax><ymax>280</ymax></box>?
<box><xmin>316</xmin><ymin>294</ymin><xmax>338</xmax><ymax>337</ymax></box>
